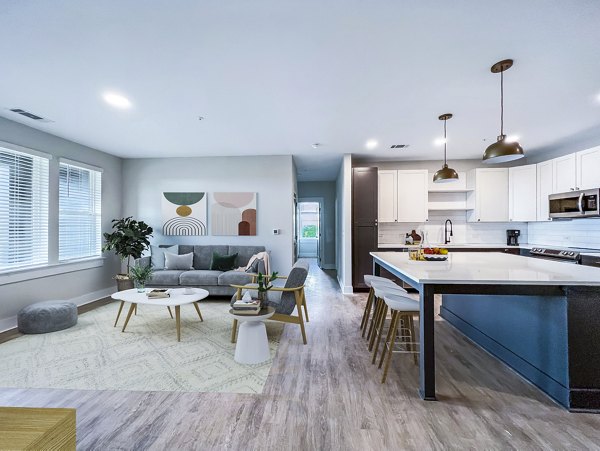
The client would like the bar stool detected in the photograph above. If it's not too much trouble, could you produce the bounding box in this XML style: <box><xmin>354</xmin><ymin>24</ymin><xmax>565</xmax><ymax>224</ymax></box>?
<box><xmin>379</xmin><ymin>292</ymin><xmax>420</xmax><ymax>383</ymax></box>
<box><xmin>368</xmin><ymin>282</ymin><xmax>408</xmax><ymax>358</ymax></box>
<box><xmin>361</xmin><ymin>275</ymin><xmax>399</xmax><ymax>337</ymax></box>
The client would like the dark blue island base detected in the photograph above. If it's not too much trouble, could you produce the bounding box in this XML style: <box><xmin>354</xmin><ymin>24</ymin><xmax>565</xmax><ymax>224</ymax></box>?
<box><xmin>440</xmin><ymin>286</ymin><xmax>600</xmax><ymax>412</ymax></box>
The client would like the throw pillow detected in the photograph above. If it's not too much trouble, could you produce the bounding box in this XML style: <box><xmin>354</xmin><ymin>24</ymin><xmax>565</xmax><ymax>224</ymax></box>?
<box><xmin>164</xmin><ymin>252</ymin><xmax>194</xmax><ymax>270</ymax></box>
<box><xmin>150</xmin><ymin>245</ymin><xmax>178</xmax><ymax>270</ymax></box>
<box><xmin>210</xmin><ymin>252</ymin><xmax>238</xmax><ymax>271</ymax></box>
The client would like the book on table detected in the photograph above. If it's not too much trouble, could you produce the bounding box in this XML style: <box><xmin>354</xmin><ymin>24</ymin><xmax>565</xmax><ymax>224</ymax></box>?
<box><xmin>147</xmin><ymin>289</ymin><xmax>170</xmax><ymax>299</ymax></box>
<box><xmin>232</xmin><ymin>297</ymin><xmax>261</xmax><ymax>314</ymax></box>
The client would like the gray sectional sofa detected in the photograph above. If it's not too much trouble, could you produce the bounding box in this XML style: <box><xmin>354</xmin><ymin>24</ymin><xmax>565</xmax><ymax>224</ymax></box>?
<box><xmin>136</xmin><ymin>245</ymin><xmax>266</xmax><ymax>296</ymax></box>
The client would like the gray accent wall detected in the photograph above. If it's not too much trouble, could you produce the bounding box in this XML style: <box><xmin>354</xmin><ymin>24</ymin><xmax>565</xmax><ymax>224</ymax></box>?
<box><xmin>122</xmin><ymin>155</ymin><xmax>295</xmax><ymax>275</ymax></box>
<box><xmin>0</xmin><ymin>117</ymin><xmax>123</xmax><ymax>328</ymax></box>
<box><xmin>298</xmin><ymin>181</ymin><xmax>336</xmax><ymax>269</ymax></box>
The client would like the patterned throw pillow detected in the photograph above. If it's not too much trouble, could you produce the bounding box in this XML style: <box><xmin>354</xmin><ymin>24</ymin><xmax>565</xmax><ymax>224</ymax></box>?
<box><xmin>164</xmin><ymin>252</ymin><xmax>194</xmax><ymax>270</ymax></box>
<box><xmin>210</xmin><ymin>252</ymin><xmax>238</xmax><ymax>271</ymax></box>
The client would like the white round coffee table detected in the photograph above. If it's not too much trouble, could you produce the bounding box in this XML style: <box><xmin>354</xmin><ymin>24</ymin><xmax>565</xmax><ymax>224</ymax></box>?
<box><xmin>229</xmin><ymin>306</ymin><xmax>275</xmax><ymax>364</ymax></box>
<box><xmin>111</xmin><ymin>288</ymin><xmax>209</xmax><ymax>342</ymax></box>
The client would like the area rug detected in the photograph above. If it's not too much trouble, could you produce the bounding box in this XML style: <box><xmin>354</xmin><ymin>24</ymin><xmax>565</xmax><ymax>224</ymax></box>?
<box><xmin>0</xmin><ymin>301</ymin><xmax>283</xmax><ymax>394</ymax></box>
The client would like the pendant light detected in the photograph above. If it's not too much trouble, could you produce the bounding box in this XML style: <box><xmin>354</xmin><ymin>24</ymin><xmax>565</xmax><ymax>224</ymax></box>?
<box><xmin>433</xmin><ymin>113</ymin><xmax>459</xmax><ymax>183</ymax></box>
<box><xmin>483</xmin><ymin>59</ymin><xmax>524</xmax><ymax>163</ymax></box>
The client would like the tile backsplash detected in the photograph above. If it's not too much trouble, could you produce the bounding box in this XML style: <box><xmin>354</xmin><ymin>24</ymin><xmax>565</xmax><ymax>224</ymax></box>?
<box><xmin>528</xmin><ymin>218</ymin><xmax>600</xmax><ymax>249</ymax></box>
<box><xmin>378</xmin><ymin>212</ymin><xmax>528</xmax><ymax>246</ymax></box>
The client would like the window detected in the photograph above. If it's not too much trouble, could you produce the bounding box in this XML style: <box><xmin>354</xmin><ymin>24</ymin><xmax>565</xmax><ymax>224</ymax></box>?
<box><xmin>0</xmin><ymin>146</ymin><xmax>49</xmax><ymax>271</ymax></box>
<box><xmin>59</xmin><ymin>161</ymin><xmax>102</xmax><ymax>261</ymax></box>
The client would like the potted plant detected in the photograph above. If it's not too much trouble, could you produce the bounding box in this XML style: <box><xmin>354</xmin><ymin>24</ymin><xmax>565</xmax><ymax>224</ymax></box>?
<box><xmin>129</xmin><ymin>264</ymin><xmax>154</xmax><ymax>293</ymax></box>
<box><xmin>256</xmin><ymin>271</ymin><xmax>279</xmax><ymax>303</ymax></box>
<box><xmin>102</xmin><ymin>217</ymin><xmax>153</xmax><ymax>291</ymax></box>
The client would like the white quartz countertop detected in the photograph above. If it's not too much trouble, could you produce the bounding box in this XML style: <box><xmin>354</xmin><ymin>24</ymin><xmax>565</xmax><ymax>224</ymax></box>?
<box><xmin>370</xmin><ymin>251</ymin><xmax>600</xmax><ymax>286</ymax></box>
<box><xmin>377</xmin><ymin>243</ymin><xmax>529</xmax><ymax>249</ymax></box>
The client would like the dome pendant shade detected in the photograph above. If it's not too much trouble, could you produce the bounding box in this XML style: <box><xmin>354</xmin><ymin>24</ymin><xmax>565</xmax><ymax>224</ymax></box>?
<box><xmin>482</xmin><ymin>134</ymin><xmax>524</xmax><ymax>163</ymax></box>
<box><xmin>433</xmin><ymin>113</ymin><xmax>459</xmax><ymax>183</ymax></box>
<box><xmin>433</xmin><ymin>164</ymin><xmax>459</xmax><ymax>183</ymax></box>
<box><xmin>483</xmin><ymin>59</ymin><xmax>525</xmax><ymax>163</ymax></box>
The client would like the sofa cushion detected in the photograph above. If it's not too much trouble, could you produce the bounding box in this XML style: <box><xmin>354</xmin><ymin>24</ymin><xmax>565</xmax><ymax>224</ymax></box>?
<box><xmin>180</xmin><ymin>270</ymin><xmax>222</xmax><ymax>286</ymax></box>
<box><xmin>210</xmin><ymin>252</ymin><xmax>238</xmax><ymax>271</ymax></box>
<box><xmin>228</xmin><ymin>246</ymin><xmax>266</xmax><ymax>267</ymax></box>
<box><xmin>150</xmin><ymin>245</ymin><xmax>178</xmax><ymax>270</ymax></box>
<box><xmin>218</xmin><ymin>270</ymin><xmax>254</xmax><ymax>286</ymax></box>
<box><xmin>193</xmin><ymin>245</ymin><xmax>229</xmax><ymax>270</ymax></box>
<box><xmin>150</xmin><ymin>270</ymin><xmax>185</xmax><ymax>286</ymax></box>
<box><xmin>165</xmin><ymin>252</ymin><xmax>194</xmax><ymax>270</ymax></box>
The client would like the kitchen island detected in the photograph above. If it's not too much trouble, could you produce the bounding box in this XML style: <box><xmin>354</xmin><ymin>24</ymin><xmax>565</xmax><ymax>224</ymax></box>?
<box><xmin>370</xmin><ymin>251</ymin><xmax>600</xmax><ymax>412</ymax></box>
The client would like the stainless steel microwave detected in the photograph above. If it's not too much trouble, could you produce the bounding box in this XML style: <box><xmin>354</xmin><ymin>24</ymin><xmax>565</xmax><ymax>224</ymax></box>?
<box><xmin>549</xmin><ymin>188</ymin><xmax>600</xmax><ymax>219</ymax></box>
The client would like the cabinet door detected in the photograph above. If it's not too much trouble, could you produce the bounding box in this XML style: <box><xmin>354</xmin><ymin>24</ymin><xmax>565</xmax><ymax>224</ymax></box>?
<box><xmin>577</xmin><ymin>146</ymin><xmax>600</xmax><ymax>190</ymax></box>
<box><xmin>553</xmin><ymin>154</ymin><xmax>577</xmax><ymax>193</ymax></box>
<box><xmin>537</xmin><ymin>160</ymin><xmax>554</xmax><ymax>221</ymax></box>
<box><xmin>509</xmin><ymin>164</ymin><xmax>537</xmax><ymax>222</ymax></box>
<box><xmin>396</xmin><ymin>170</ymin><xmax>428</xmax><ymax>222</ymax></box>
<box><xmin>475</xmin><ymin>168</ymin><xmax>509</xmax><ymax>222</ymax></box>
<box><xmin>378</xmin><ymin>170</ymin><xmax>397</xmax><ymax>222</ymax></box>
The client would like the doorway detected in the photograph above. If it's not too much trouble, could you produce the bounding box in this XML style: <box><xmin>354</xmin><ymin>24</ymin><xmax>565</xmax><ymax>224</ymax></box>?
<box><xmin>297</xmin><ymin>200</ymin><xmax>322</xmax><ymax>266</ymax></box>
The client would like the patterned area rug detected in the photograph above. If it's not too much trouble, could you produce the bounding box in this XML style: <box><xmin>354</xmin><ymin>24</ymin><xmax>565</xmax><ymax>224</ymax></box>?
<box><xmin>0</xmin><ymin>301</ymin><xmax>283</xmax><ymax>393</ymax></box>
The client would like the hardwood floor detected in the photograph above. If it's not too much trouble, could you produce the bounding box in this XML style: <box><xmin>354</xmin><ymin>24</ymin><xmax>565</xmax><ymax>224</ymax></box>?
<box><xmin>1</xmin><ymin>259</ymin><xmax>600</xmax><ymax>450</ymax></box>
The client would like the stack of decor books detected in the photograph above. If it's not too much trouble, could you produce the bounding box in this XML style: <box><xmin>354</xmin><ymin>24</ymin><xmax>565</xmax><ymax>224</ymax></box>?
<box><xmin>232</xmin><ymin>292</ymin><xmax>261</xmax><ymax>315</ymax></box>
<box><xmin>147</xmin><ymin>289</ymin><xmax>170</xmax><ymax>299</ymax></box>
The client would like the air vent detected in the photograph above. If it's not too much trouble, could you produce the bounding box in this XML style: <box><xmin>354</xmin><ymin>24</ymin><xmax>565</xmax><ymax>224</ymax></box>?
<box><xmin>9</xmin><ymin>108</ymin><xmax>53</xmax><ymax>123</ymax></box>
<box><xmin>390</xmin><ymin>144</ymin><xmax>409</xmax><ymax>149</ymax></box>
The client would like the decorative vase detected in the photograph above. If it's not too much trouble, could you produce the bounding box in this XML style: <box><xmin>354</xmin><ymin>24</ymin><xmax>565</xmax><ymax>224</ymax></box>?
<box><xmin>134</xmin><ymin>281</ymin><xmax>145</xmax><ymax>293</ymax></box>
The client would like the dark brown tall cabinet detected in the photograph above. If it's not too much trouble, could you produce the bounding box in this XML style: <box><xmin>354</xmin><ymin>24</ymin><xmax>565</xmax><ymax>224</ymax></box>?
<box><xmin>352</xmin><ymin>167</ymin><xmax>378</xmax><ymax>291</ymax></box>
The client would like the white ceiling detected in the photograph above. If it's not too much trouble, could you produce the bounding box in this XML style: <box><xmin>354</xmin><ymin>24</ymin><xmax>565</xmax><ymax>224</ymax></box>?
<box><xmin>1</xmin><ymin>0</ymin><xmax>600</xmax><ymax>181</ymax></box>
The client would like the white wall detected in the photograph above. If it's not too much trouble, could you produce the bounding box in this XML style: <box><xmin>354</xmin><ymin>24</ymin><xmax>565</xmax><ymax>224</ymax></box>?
<box><xmin>335</xmin><ymin>154</ymin><xmax>352</xmax><ymax>294</ymax></box>
<box><xmin>122</xmin><ymin>155</ymin><xmax>295</xmax><ymax>274</ymax></box>
<box><xmin>528</xmin><ymin>218</ymin><xmax>600</xmax><ymax>249</ymax></box>
<box><xmin>0</xmin><ymin>117</ymin><xmax>123</xmax><ymax>330</ymax></box>
<box><xmin>297</xmin><ymin>181</ymin><xmax>336</xmax><ymax>268</ymax></box>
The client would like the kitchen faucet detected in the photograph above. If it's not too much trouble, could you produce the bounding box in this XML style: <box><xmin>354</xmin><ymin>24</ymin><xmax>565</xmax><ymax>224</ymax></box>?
<box><xmin>444</xmin><ymin>219</ymin><xmax>453</xmax><ymax>244</ymax></box>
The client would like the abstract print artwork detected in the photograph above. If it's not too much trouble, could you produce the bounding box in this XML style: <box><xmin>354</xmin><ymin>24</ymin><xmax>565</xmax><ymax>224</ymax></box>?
<box><xmin>211</xmin><ymin>192</ymin><xmax>257</xmax><ymax>236</ymax></box>
<box><xmin>162</xmin><ymin>192</ymin><xmax>207</xmax><ymax>235</ymax></box>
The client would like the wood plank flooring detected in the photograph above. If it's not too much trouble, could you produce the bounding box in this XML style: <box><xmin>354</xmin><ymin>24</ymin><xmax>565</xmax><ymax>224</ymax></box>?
<box><xmin>1</xmin><ymin>259</ymin><xmax>600</xmax><ymax>450</ymax></box>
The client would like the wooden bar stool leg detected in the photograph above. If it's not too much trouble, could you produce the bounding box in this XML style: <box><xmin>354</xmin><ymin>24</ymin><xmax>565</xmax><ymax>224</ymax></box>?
<box><xmin>379</xmin><ymin>309</ymin><xmax>398</xmax><ymax>368</ymax></box>
<box><xmin>366</xmin><ymin>296</ymin><xmax>381</xmax><ymax>343</ymax></box>
<box><xmin>409</xmin><ymin>315</ymin><xmax>418</xmax><ymax>365</ymax></box>
<box><xmin>372</xmin><ymin>304</ymin><xmax>388</xmax><ymax>364</ymax></box>
<box><xmin>368</xmin><ymin>297</ymin><xmax>383</xmax><ymax>351</ymax></box>
<box><xmin>381</xmin><ymin>310</ymin><xmax>400</xmax><ymax>384</ymax></box>
<box><xmin>360</xmin><ymin>288</ymin><xmax>374</xmax><ymax>334</ymax></box>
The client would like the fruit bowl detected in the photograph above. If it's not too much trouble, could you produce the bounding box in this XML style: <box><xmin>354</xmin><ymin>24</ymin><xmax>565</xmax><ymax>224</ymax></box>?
<box><xmin>423</xmin><ymin>255</ymin><xmax>448</xmax><ymax>261</ymax></box>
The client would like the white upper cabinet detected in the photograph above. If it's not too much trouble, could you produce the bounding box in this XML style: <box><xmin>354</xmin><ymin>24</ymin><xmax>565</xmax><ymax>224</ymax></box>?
<box><xmin>553</xmin><ymin>153</ymin><xmax>578</xmax><ymax>193</ymax></box>
<box><xmin>378</xmin><ymin>170</ymin><xmax>397</xmax><ymax>222</ymax></box>
<box><xmin>509</xmin><ymin>164</ymin><xmax>537</xmax><ymax>222</ymax></box>
<box><xmin>577</xmin><ymin>146</ymin><xmax>600</xmax><ymax>190</ymax></box>
<box><xmin>536</xmin><ymin>160</ymin><xmax>554</xmax><ymax>222</ymax></box>
<box><xmin>397</xmin><ymin>170</ymin><xmax>429</xmax><ymax>222</ymax></box>
<box><xmin>467</xmin><ymin>168</ymin><xmax>509</xmax><ymax>222</ymax></box>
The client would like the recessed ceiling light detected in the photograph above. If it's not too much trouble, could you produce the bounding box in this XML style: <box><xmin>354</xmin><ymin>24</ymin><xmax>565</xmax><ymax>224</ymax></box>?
<box><xmin>103</xmin><ymin>92</ymin><xmax>132</xmax><ymax>109</ymax></box>
<box><xmin>312</xmin><ymin>143</ymin><xmax>322</xmax><ymax>148</ymax></box>
<box><xmin>505</xmin><ymin>135</ymin><xmax>520</xmax><ymax>143</ymax></box>
<box><xmin>434</xmin><ymin>137</ymin><xmax>446</xmax><ymax>146</ymax></box>
<box><xmin>365</xmin><ymin>139</ymin><xmax>378</xmax><ymax>150</ymax></box>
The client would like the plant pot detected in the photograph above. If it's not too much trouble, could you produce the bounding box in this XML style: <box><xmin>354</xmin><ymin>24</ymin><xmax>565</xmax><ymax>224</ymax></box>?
<box><xmin>116</xmin><ymin>276</ymin><xmax>134</xmax><ymax>292</ymax></box>
<box><xmin>134</xmin><ymin>281</ymin><xmax>146</xmax><ymax>293</ymax></box>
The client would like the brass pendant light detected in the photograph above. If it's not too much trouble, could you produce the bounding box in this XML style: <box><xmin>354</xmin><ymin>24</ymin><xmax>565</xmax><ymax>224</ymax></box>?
<box><xmin>483</xmin><ymin>59</ymin><xmax>525</xmax><ymax>163</ymax></box>
<box><xmin>433</xmin><ymin>113</ymin><xmax>459</xmax><ymax>183</ymax></box>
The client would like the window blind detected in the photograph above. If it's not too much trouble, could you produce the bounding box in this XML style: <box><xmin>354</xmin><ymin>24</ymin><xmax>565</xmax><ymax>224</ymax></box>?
<box><xmin>0</xmin><ymin>147</ymin><xmax>49</xmax><ymax>271</ymax></box>
<box><xmin>59</xmin><ymin>162</ymin><xmax>102</xmax><ymax>261</ymax></box>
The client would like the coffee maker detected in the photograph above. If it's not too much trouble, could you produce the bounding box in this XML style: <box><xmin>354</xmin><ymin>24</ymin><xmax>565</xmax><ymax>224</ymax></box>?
<box><xmin>506</xmin><ymin>229</ymin><xmax>520</xmax><ymax>246</ymax></box>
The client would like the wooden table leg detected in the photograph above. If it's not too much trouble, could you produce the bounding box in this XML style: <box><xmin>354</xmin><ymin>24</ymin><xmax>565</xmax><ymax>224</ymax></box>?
<box><xmin>167</xmin><ymin>306</ymin><xmax>174</xmax><ymax>319</ymax></box>
<box><xmin>419</xmin><ymin>284</ymin><xmax>436</xmax><ymax>400</ymax></box>
<box><xmin>121</xmin><ymin>303</ymin><xmax>137</xmax><ymax>333</ymax></box>
<box><xmin>175</xmin><ymin>305</ymin><xmax>181</xmax><ymax>342</ymax></box>
<box><xmin>114</xmin><ymin>301</ymin><xmax>125</xmax><ymax>327</ymax></box>
<box><xmin>193</xmin><ymin>302</ymin><xmax>203</xmax><ymax>321</ymax></box>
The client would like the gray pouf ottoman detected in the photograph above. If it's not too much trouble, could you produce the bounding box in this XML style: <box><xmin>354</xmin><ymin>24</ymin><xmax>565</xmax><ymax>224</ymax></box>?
<box><xmin>17</xmin><ymin>301</ymin><xmax>78</xmax><ymax>334</ymax></box>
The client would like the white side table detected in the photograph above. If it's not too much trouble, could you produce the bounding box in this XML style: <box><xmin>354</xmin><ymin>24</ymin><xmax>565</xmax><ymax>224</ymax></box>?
<box><xmin>229</xmin><ymin>306</ymin><xmax>275</xmax><ymax>364</ymax></box>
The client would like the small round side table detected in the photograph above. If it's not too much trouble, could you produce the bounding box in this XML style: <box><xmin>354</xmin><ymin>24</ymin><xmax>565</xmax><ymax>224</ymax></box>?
<box><xmin>229</xmin><ymin>306</ymin><xmax>275</xmax><ymax>364</ymax></box>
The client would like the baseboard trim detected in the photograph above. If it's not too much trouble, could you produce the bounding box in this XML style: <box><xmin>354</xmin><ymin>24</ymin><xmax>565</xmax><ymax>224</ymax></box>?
<box><xmin>337</xmin><ymin>277</ymin><xmax>353</xmax><ymax>294</ymax></box>
<box><xmin>320</xmin><ymin>264</ymin><xmax>336</xmax><ymax>270</ymax></box>
<box><xmin>0</xmin><ymin>286</ymin><xmax>115</xmax><ymax>333</ymax></box>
